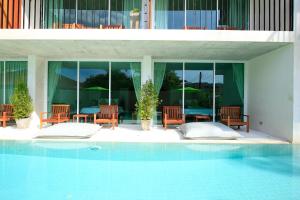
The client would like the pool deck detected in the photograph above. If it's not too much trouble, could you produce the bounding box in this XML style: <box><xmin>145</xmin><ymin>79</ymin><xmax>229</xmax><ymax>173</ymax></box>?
<box><xmin>0</xmin><ymin>124</ymin><xmax>289</xmax><ymax>144</ymax></box>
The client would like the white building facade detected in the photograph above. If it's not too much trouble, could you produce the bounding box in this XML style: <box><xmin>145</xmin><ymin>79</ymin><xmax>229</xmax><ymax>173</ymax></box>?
<box><xmin>0</xmin><ymin>0</ymin><xmax>299</xmax><ymax>143</ymax></box>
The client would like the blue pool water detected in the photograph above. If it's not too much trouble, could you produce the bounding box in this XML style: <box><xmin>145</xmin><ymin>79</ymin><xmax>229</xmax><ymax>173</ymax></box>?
<box><xmin>0</xmin><ymin>141</ymin><xmax>300</xmax><ymax>200</ymax></box>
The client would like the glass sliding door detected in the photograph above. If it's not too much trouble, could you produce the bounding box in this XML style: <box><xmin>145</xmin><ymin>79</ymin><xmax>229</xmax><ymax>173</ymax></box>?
<box><xmin>155</xmin><ymin>0</ymin><xmax>185</xmax><ymax>29</ymax></box>
<box><xmin>111</xmin><ymin>62</ymin><xmax>141</xmax><ymax>124</ymax></box>
<box><xmin>186</xmin><ymin>0</ymin><xmax>217</xmax><ymax>30</ymax></box>
<box><xmin>184</xmin><ymin>63</ymin><xmax>213</xmax><ymax>121</ymax></box>
<box><xmin>77</xmin><ymin>0</ymin><xmax>109</xmax><ymax>28</ymax></box>
<box><xmin>5</xmin><ymin>61</ymin><xmax>27</xmax><ymax>104</ymax></box>
<box><xmin>215</xmin><ymin>63</ymin><xmax>244</xmax><ymax>118</ymax></box>
<box><xmin>0</xmin><ymin>62</ymin><xmax>4</xmax><ymax>104</ymax></box>
<box><xmin>218</xmin><ymin>0</ymin><xmax>250</xmax><ymax>30</ymax></box>
<box><xmin>44</xmin><ymin>0</ymin><xmax>76</xmax><ymax>28</ymax></box>
<box><xmin>79</xmin><ymin>62</ymin><xmax>109</xmax><ymax>116</ymax></box>
<box><xmin>48</xmin><ymin>61</ymin><xmax>78</xmax><ymax>115</ymax></box>
<box><xmin>154</xmin><ymin>62</ymin><xmax>183</xmax><ymax>123</ymax></box>
<box><xmin>110</xmin><ymin>0</ymin><xmax>142</xmax><ymax>28</ymax></box>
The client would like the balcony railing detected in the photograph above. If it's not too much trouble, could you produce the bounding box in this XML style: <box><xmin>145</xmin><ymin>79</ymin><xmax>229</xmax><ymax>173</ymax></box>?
<box><xmin>0</xmin><ymin>0</ymin><xmax>294</xmax><ymax>31</ymax></box>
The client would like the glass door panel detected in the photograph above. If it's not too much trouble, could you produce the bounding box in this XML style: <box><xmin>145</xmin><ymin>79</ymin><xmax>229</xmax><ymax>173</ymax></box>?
<box><xmin>184</xmin><ymin>63</ymin><xmax>213</xmax><ymax>122</ymax></box>
<box><xmin>154</xmin><ymin>62</ymin><xmax>183</xmax><ymax>124</ymax></box>
<box><xmin>111</xmin><ymin>62</ymin><xmax>141</xmax><ymax>124</ymax></box>
<box><xmin>0</xmin><ymin>62</ymin><xmax>4</xmax><ymax>104</ymax></box>
<box><xmin>186</xmin><ymin>0</ymin><xmax>217</xmax><ymax>30</ymax></box>
<box><xmin>48</xmin><ymin>61</ymin><xmax>78</xmax><ymax>116</ymax></box>
<box><xmin>215</xmin><ymin>63</ymin><xmax>244</xmax><ymax>119</ymax></box>
<box><xmin>79</xmin><ymin>62</ymin><xmax>109</xmax><ymax>118</ymax></box>
<box><xmin>5</xmin><ymin>61</ymin><xmax>27</xmax><ymax>104</ymax></box>
<box><xmin>155</xmin><ymin>0</ymin><xmax>185</xmax><ymax>29</ymax></box>
<box><xmin>78</xmin><ymin>0</ymin><xmax>109</xmax><ymax>28</ymax></box>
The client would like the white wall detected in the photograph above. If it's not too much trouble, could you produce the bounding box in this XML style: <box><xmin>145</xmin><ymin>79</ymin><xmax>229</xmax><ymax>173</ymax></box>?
<box><xmin>246</xmin><ymin>45</ymin><xmax>294</xmax><ymax>142</ymax></box>
<box><xmin>292</xmin><ymin>0</ymin><xmax>300</xmax><ymax>143</ymax></box>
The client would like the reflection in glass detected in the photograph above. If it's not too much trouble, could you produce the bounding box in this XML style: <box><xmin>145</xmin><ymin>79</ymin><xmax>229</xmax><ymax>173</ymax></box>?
<box><xmin>77</xmin><ymin>0</ymin><xmax>109</xmax><ymax>28</ymax></box>
<box><xmin>186</xmin><ymin>0</ymin><xmax>217</xmax><ymax>30</ymax></box>
<box><xmin>215</xmin><ymin>63</ymin><xmax>244</xmax><ymax>118</ymax></box>
<box><xmin>5</xmin><ymin>61</ymin><xmax>28</xmax><ymax>104</ymax></box>
<box><xmin>44</xmin><ymin>0</ymin><xmax>77</xmax><ymax>28</ymax></box>
<box><xmin>111</xmin><ymin>62</ymin><xmax>141</xmax><ymax>124</ymax></box>
<box><xmin>184</xmin><ymin>63</ymin><xmax>213</xmax><ymax>121</ymax></box>
<box><xmin>218</xmin><ymin>0</ymin><xmax>250</xmax><ymax>30</ymax></box>
<box><xmin>155</xmin><ymin>0</ymin><xmax>185</xmax><ymax>29</ymax></box>
<box><xmin>154</xmin><ymin>63</ymin><xmax>183</xmax><ymax>123</ymax></box>
<box><xmin>0</xmin><ymin>62</ymin><xmax>4</xmax><ymax>104</ymax></box>
<box><xmin>110</xmin><ymin>0</ymin><xmax>142</xmax><ymax>28</ymax></box>
<box><xmin>48</xmin><ymin>61</ymin><xmax>77</xmax><ymax>115</ymax></box>
<box><xmin>79</xmin><ymin>62</ymin><xmax>109</xmax><ymax>117</ymax></box>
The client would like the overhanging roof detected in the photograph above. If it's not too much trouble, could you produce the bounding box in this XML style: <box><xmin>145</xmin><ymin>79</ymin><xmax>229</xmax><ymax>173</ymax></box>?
<box><xmin>0</xmin><ymin>30</ymin><xmax>294</xmax><ymax>60</ymax></box>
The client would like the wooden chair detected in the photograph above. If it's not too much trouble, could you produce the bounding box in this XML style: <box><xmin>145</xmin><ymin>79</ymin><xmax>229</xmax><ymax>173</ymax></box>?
<box><xmin>0</xmin><ymin>104</ymin><xmax>14</xmax><ymax>128</ymax></box>
<box><xmin>162</xmin><ymin>106</ymin><xmax>185</xmax><ymax>129</ymax></box>
<box><xmin>94</xmin><ymin>105</ymin><xmax>118</xmax><ymax>129</ymax></box>
<box><xmin>40</xmin><ymin>104</ymin><xmax>70</xmax><ymax>129</ymax></box>
<box><xmin>219</xmin><ymin>106</ymin><xmax>250</xmax><ymax>132</ymax></box>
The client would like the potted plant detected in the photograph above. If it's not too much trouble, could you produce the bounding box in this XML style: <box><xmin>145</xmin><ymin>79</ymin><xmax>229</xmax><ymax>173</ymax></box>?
<box><xmin>130</xmin><ymin>8</ymin><xmax>140</xmax><ymax>29</ymax></box>
<box><xmin>136</xmin><ymin>80</ymin><xmax>159</xmax><ymax>130</ymax></box>
<box><xmin>10</xmin><ymin>83</ymin><xmax>33</xmax><ymax>129</ymax></box>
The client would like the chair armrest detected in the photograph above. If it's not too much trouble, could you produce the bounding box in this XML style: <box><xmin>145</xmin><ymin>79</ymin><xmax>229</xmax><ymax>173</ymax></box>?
<box><xmin>242</xmin><ymin>114</ymin><xmax>250</xmax><ymax>122</ymax></box>
<box><xmin>40</xmin><ymin>112</ymin><xmax>49</xmax><ymax>119</ymax></box>
<box><xmin>182</xmin><ymin>114</ymin><xmax>185</xmax><ymax>122</ymax></box>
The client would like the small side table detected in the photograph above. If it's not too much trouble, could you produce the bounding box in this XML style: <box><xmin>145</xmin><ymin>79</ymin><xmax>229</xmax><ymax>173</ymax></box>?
<box><xmin>73</xmin><ymin>114</ymin><xmax>88</xmax><ymax>123</ymax></box>
<box><xmin>195</xmin><ymin>115</ymin><xmax>211</xmax><ymax>122</ymax></box>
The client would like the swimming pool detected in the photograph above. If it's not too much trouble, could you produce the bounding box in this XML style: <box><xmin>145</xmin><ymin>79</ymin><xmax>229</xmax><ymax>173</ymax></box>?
<box><xmin>0</xmin><ymin>141</ymin><xmax>299</xmax><ymax>200</ymax></box>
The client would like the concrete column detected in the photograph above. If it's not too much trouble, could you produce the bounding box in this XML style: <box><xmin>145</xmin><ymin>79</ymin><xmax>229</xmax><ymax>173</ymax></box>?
<box><xmin>27</xmin><ymin>55</ymin><xmax>46</xmax><ymax>115</ymax></box>
<box><xmin>293</xmin><ymin>1</ymin><xmax>300</xmax><ymax>143</ymax></box>
<box><xmin>141</xmin><ymin>55</ymin><xmax>153</xmax><ymax>84</ymax></box>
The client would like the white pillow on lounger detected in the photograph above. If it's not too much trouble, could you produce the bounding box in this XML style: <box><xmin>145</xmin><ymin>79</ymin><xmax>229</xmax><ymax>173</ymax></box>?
<box><xmin>179</xmin><ymin>122</ymin><xmax>241</xmax><ymax>139</ymax></box>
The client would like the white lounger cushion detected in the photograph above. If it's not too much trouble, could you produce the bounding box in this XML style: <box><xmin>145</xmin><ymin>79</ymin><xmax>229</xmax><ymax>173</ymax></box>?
<box><xmin>35</xmin><ymin>123</ymin><xmax>101</xmax><ymax>139</ymax></box>
<box><xmin>179</xmin><ymin>122</ymin><xmax>241</xmax><ymax>139</ymax></box>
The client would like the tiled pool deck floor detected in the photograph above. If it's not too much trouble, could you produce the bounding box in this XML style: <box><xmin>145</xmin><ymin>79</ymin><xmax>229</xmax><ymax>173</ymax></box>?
<box><xmin>0</xmin><ymin>124</ymin><xmax>289</xmax><ymax>144</ymax></box>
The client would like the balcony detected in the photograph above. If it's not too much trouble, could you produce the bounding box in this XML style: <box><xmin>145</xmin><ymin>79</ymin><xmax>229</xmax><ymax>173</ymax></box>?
<box><xmin>0</xmin><ymin>0</ymin><xmax>294</xmax><ymax>31</ymax></box>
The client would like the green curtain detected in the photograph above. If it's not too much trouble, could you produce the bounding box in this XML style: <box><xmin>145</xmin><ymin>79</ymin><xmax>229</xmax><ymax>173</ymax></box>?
<box><xmin>232</xmin><ymin>63</ymin><xmax>244</xmax><ymax>102</ymax></box>
<box><xmin>123</xmin><ymin>0</ymin><xmax>141</xmax><ymax>28</ymax></box>
<box><xmin>130</xmin><ymin>62</ymin><xmax>141</xmax><ymax>101</ymax></box>
<box><xmin>48</xmin><ymin>62</ymin><xmax>62</xmax><ymax>110</ymax></box>
<box><xmin>154</xmin><ymin>63</ymin><xmax>166</xmax><ymax>95</ymax></box>
<box><xmin>46</xmin><ymin>0</ymin><xmax>64</xmax><ymax>28</ymax></box>
<box><xmin>155</xmin><ymin>0</ymin><xmax>168</xmax><ymax>29</ymax></box>
<box><xmin>5</xmin><ymin>61</ymin><xmax>28</xmax><ymax>104</ymax></box>
<box><xmin>0</xmin><ymin>62</ymin><xmax>4</xmax><ymax>104</ymax></box>
<box><xmin>228</xmin><ymin>0</ymin><xmax>248</xmax><ymax>30</ymax></box>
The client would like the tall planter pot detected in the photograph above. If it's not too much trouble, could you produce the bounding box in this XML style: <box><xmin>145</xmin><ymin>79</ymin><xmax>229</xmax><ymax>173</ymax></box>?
<box><xmin>16</xmin><ymin>117</ymin><xmax>31</xmax><ymax>129</ymax></box>
<box><xmin>130</xmin><ymin>11</ymin><xmax>140</xmax><ymax>29</ymax></box>
<box><xmin>141</xmin><ymin>120</ymin><xmax>151</xmax><ymax>131</ymax></box>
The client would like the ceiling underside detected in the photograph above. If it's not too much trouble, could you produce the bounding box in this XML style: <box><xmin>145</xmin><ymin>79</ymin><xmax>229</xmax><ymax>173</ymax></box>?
<box><xmin>0</xmin><ymin>40</ymin><xmax>290</xmax><ymax>60</ymax></box>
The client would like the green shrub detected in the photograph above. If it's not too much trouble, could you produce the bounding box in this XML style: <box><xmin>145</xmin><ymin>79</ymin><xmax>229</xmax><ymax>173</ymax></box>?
<box><xmin>10</xmin><ymin>83</ymin><xmax>33</xmax><ymax>120</ymax></box>
<box><xmin>131</xmin><ymin>8</ymin><xmax>140</xmax><ymax>13</ymax></box>
<box><xmin>136</xmin><ymin>80</ymin><xmax>159</xmax><ymax>120</ymax></box>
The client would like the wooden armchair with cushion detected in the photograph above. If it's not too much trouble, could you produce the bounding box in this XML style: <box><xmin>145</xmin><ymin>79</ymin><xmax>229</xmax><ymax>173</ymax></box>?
<box><xmin>40</xmin><ymin>104</ymin><xmax>70</xmax><ymax>129</ymax></box>
<box><xmin>0</xmin><ymin>104</ymin><xmax>14</xmax><ymax>128</ymax></box>
<box><xmin>94</xmin><ymin>105</ymin><xmax>118</xmax><ymax>129</ymax></box>
<box><xmin>162</xmin><ymin>106</ymin><xmax>185</xmax><ymax>129</ymax></box>
<box><xmin>219</xmin><ymin>106</ymin><xmax>250</xmax><ymax>132</ymax></box>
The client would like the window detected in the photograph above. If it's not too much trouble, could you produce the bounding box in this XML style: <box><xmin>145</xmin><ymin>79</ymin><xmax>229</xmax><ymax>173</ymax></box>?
<box><xmin>47</xmin><ymin>61</ymin><xmax>141</xmax><ymax>124</ymax></box>
<box><xmin>184</xmin><ymin>63</ymin><xmax>213</xmax><ymax>121</ymax></box>
<box><xmin>79</xmin><ymin>62</ymin><xmax>109</xmax><ymax>116</ymax></box>
<box><xmin>48</xmin><ymin>61</ymin><xmax>78</xmax><ymax>114</ymax></box>
<box><xmin>0</xmin><ymin>61</ymin><xmax>28</xmax><ymax>104</ymax></box>
<box><xmin>111</xmin><ymin>62</ymin><xmax>141</xmax><ymax>124</ymax></box>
